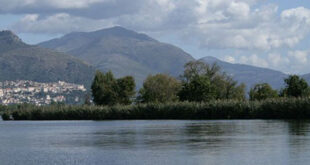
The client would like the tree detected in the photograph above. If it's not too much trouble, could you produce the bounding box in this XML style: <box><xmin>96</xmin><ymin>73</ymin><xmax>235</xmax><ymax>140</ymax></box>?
<box><xmin>91</xmin><ymin>71</ymin><xmax>117</xmax><ymax>105</ymax></box>
<box><xmin>138</xmin><ymin>74</ymin><xmax>181</xmax><ymax>103</ymax></box>
<box><xmin>213</xmin><ymin>75</ymin><xmax>246</xmax><ymax>100</ymax></box>
<box><xmin>249</xmin><ymin>83</ymin><xmax>278</xmax><ymax>101</ymax></box>
<box><xmin>226</xmin><ymin>82</ymin><xmax>246</xmax><ymax>100</ymax></box>
<box><xmin>91</xmin><ymin>71</ymin><xmax>136</xmax><ymax>106</ymax></box>
<box><xmin>181</xmin><ymin>61</ymin><xmax>220</xmax><ymax>83</ymax></box>
<box><xmin>116</xmin><ymin>76</ymin><xmax>136</xmax><ymax>105</ymax></box>
<box><xmin>281</xmin><ymin>75</ymin><xmax>310</xmax><ymax>98</ymax></box>
<box><xmin>179</xmin><ymin>75</ymin><xmax>216</xmax><ymax>102</ymax></box>
<box><xmin>179</xmin><ymin>61</ymin><xmax>246</xmax><ymax>102</ymax></box>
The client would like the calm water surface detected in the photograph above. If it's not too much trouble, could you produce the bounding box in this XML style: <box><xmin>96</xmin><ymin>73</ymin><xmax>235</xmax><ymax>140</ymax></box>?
<box><xmin>0</xmin><ymin>120</ymin><xmax>310</xmax><ymax>165</ymax></box>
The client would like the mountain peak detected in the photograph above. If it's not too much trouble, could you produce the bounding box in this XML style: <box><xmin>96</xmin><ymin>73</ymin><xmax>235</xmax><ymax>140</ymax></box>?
<box><xmin>0</xmin><ymin>30</ymin><xmax>27</xmax><ymax>53</ymax></box>
<box><xmin>0</xmin><ymin>30</ymin><xmax>23</xmax><ymax>44</ymax></box>
<box><xmin>39</xmin><ymin>26</ymin><xmax>194</xmax><ymax>87</ymax></box>
<box><xmin>201</xmin><ymin>56</ymin><xmax>221</xmax><ymax>63</ymax></box>
<box><xmin>202</xmin><ymin>56</ymin><xmax>220</xmax><ymax>60</ymax></box>
<box><xmin>107</xmin><ymin>26</ymin><xmax>130</xmax><ymax>31</ymax></box>
<box><xmin>95</xmin><ymin>26</ymin><xmax>135</xmax><ymax>33</ymax></box>
<box><xmin>90</xmin><ymin>26</ymin><xmax>156</xmax><ymax>41</ymax></box>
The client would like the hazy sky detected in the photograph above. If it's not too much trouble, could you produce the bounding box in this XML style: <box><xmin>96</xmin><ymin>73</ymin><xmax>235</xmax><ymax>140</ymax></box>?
<box><xmin>1</xmin><ymin>0</ymin><xmax>310</xmax><ymax>74</ymax></box>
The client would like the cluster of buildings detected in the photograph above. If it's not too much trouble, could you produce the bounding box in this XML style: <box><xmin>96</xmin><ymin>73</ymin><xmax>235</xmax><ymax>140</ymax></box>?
<box><xmin>0</xmin><ymin>80</ymin><xmax>87</xmax><ymax>105</ymax></box>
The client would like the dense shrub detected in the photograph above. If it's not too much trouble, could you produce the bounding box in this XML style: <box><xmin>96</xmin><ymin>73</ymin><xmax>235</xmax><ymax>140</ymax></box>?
<box><xmin>1</xmin><ymin>112</ymin><xmax>11</xmax><ymax>120</ymax></box>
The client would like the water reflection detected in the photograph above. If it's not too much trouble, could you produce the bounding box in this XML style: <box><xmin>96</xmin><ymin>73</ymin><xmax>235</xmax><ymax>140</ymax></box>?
<box><xmin>1</xmin><ymin>120</ymin><xmax>310</xmax><ymax>165</ymax></box>
<box><xmin>287</xmin><ymin>120</ymin><xmax>310</xmax><ymax>136</ymax></box>
<box><xmin>286</xmin><ymin>120</ymin><xmax>310</xmax><ymax>165</ymax></box>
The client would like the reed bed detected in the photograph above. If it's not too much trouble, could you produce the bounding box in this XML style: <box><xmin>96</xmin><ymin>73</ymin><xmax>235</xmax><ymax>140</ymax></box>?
<box><xmin>1</xmin><ymin>98</ymin><xmax>310</xmax><ymax>120</ymax></box>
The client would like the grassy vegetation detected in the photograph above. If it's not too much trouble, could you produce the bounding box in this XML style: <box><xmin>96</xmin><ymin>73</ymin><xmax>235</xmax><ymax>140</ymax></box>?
<box><xmin>1</xmin><ymin>98</ymin><xmax>310</xmax><ymax>120</ymax></box>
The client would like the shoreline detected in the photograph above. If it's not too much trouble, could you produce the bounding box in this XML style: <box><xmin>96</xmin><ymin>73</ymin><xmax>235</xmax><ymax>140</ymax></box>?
<box><xmin>2</xmin><ymin>98</ymin><xmax>310</xmax><ymax>121</ymax></box>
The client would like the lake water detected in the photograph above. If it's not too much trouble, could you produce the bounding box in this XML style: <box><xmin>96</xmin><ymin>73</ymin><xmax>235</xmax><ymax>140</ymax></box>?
<box><xmin>0</xmin><ymin>120</ymin><xmax>310</xmax><ymax>165</ymax></box>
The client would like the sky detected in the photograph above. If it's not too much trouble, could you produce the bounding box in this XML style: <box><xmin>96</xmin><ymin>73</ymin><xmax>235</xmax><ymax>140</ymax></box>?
<box><xmin>1</xmin><ymin>0</ymin><xmax>310</xmax><ymax>74</ymax></box>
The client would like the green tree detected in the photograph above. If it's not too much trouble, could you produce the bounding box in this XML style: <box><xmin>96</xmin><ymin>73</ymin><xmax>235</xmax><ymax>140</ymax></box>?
<box><xmin>116</xmin><ymin>76</ymin><xmax>136</xmax><ymax>105</ymax></box>
<box><xmin>213</xmin><ymin>75</ymin><xmax>246</xmax><ymax>100</ymax></box>
<box><xmin>226</xmin><ymin>82</ymin><xmax>246</xmax><ymax>100</ymax></box>
<box><xmin>91</xmin><ymin>71</ymin><xmax>135</xmax><ymax>106</ymax></box>
<box><xmin>249</xmin><ymin>83</ymin><xmax>278</xmax><ymax>101</ymax></box>
<box><xmin>281</xmin><ymin>75</ymin><xmax>310</xmax><ymax>97</ymax></box>
<box><xmin>179</xmin><ymin>61</ymin><xmax>246</xmax><ymax>102</ymax></box>
<box><xmin>138</xmin><ymin>74</ymin><xmax>181</xmax><ymax>103</ymax></box>
<box><xmin>91</xmin><ymin>71</ymin><xmax>117</xmax><ymax>105</ymax></box>
<box><xmin>179</xmin><ymin>75</ymin><xmax>216</xmax><ymax>102</ymax></box>
<box><xmin>181</xmin><ymin>61</ymin><xmax>220</xmax><ymax>83</ymax></box>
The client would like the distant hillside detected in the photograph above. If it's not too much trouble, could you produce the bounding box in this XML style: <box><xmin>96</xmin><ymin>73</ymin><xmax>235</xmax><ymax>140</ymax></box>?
<box><xmin>303</xmin><ymin>74</ymin><xmax>310</xmax><ymax>84</ymax></box>
<box><xmin>0</xmin><ymin>30</ymin><xmax>95</xmax><ymax>87</ymax></box>
<box><xmin>39</xmin><ymin>26</ymin><xmax>194</xmax><ymax>87</ymax></box>
<box><xmin>200</xmin><ymin>56</ymin><xmax>288</xmax><ymax>90</ymax></box>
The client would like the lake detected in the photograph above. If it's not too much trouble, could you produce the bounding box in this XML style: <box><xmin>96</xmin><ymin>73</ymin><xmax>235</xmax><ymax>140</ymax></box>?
<box><xmin>0</xmin><ymin>120</ymin><xmax>310</xmax><ymax>165</ymax></box>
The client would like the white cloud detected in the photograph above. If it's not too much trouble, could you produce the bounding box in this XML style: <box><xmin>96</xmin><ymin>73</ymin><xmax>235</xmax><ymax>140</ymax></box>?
<box><xmin>288</xmin><ymin>50</ymin><xmax>309</xmax><ymax>64</ymax></box>
<box><xmin>0</xmin><ymin>0</ymin><xmax>104</xmax><ymax>11</ymax></box>
<box><xmin>240</xmin><ymin>54</ymin><xmax>269</xmax><ymax>68</ymax></box>
<box><xmin>3</xmin><ymin>0</ymin><xmax>310</xmax><ymax>73</ymax></box>
<box><xmin>229</xmin><ymin>50</ymin><xmax>310</xmax><ymax>74</ymax></box>
<box><xmin>7</xmin><ymin>0</ymin><xmax>310</xmax><ymax>51</ymax></box>
<box><xmin>194</xmin><ymin>5</ymin><xmax>310</xmax><ymax>50</ymax></box>
<box><xmin>223</xmin><ymin>56</ymin><xmax>236</xmax><ymax>63</ymax></box>
<box><xmin>227</xmin><ymin>1</ymin><xmax>250</xmax><ymax>19</ymax></box>
<box><xmin>12</xmin><ymin>13</ymin><xmax>114</xmax><ymax>34</ymax></box>
<box><xmin>267</xmin><ymin>53</ymin><xmax>289</xmax><ymax>67</ymax></box>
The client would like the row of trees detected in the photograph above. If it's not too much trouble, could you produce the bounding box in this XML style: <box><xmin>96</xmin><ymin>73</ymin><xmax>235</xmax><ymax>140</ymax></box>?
<box><xmin>249</xmin><ymin>75</ymin><xmax>310</xmax><ymax>101</ymax></box>
<box><xmin>137</xmin><ymin>61</ymin><xmax>246</xmax><ymax>103</ymax></box>
<box><xmin>91</xmin><ymin>61</ymin><xmax>310</xmax><ymax>105</ymax></box>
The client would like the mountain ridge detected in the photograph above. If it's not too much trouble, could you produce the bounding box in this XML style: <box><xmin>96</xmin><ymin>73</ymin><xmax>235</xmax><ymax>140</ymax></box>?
<box><xmin>200</xmin><ymin>56</ymin><xmax>288</xmax><ymax>90</ymax></box>
<box><xmin>0</xmin><ymin>30</ymin><xmax>95</xmax><ymax>87</ymax></box>
<box><xmin>38</xmin><ymin>27</ymin><xmax>310</xmax><ymax>89</ymax></box>
<box><xmin>302</xmin><ymin>73</ymin><xmax>310</xmax><ymax>83</ymax></box>
<box><xmin>39</xmin><ymin>26</ymin><xmax>194</xmax><ymax>87</ymax></box>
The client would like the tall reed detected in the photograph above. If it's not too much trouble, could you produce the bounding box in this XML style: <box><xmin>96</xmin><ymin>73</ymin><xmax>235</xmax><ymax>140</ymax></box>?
<box><xmin>1</xmin><ymin>98</ymin><xmax>310</xmax><ymax>120</ymax></box>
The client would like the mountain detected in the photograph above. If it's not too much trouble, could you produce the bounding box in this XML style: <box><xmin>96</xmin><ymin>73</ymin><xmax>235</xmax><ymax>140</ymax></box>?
<box><xmin>0</xmin><ymin>30</ymin><xmax>95</xmax><ymax>87</ymax></box>
<box><xmin>39</xmin><ymin>26</ymin><xmax>194</xmax><ymax>87</ymax></box>
<box><xmin>200</xmin><ymin>56</ymin><xmax>288</xmax><ymax>90</ymax></box>
<box><xmin>303</xmin><ymin>74</ymin><xmax>310</xmax><ymax>84</ymax></box>
<box><xmin>0</xmin><ymin>31</ymin><xmax>27</xmax><ymax>53</ymax></box>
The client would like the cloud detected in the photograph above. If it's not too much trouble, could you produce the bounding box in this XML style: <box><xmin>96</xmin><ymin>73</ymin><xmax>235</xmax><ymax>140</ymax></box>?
<box><xmin>0</xmin><ymin>0</ymin><xmax>103</xmax><ymax>11</ymax></box>
<box><xmin>288</xmin><ymin>50</ymin><xmax>309</xmax><ymax>64</ymax></box>
<box><xmin>239</xmin><ymin>54</ymin><xmax>269</xmax><ymax>68</ymax></box>
<box><xmin>193</xmin><ymin>5</ymin><xmax>310</xmax><ymax>50</ymax></box>
<box><xmin>225</xmin><ymin>50</ymin><xmax>310</xmax><ymax>74</ymax></box>
<box><xmin>7</xmin><ymin>0</ymin><xmax>310</xmax><ymax>51</ymax></box>
<box><xmin>12</xmin><ymin>13</ymin><xmax>114</xmax><ymax>34</ymax></box>
<box><xmin>3</xmin><ymin>0</ymin><xmax>310</xmax><ymax>74</ymax></box>
<box><xmin>223</xmin><ymin>55</ymin><xmax>236</xmax><ymax>63</ymax></box>
<box><xmin>267</xmin><ymin>53</ymin><xmax>289</xmax><ymax>67</ymax></box>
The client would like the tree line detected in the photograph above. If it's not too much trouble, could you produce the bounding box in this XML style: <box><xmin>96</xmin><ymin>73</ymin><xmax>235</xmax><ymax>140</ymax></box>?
<box><xmin>91</xmin><ymin>60</ymin><xmax>310</xmax><ymax>106</ymax></box>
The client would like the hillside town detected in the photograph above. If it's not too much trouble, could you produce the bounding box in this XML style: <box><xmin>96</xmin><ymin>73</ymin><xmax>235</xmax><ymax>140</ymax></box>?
<box><xmin>0</xmin><ymin>80</ymin><xmax>87</xmax><ymax>105</ymax></box>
